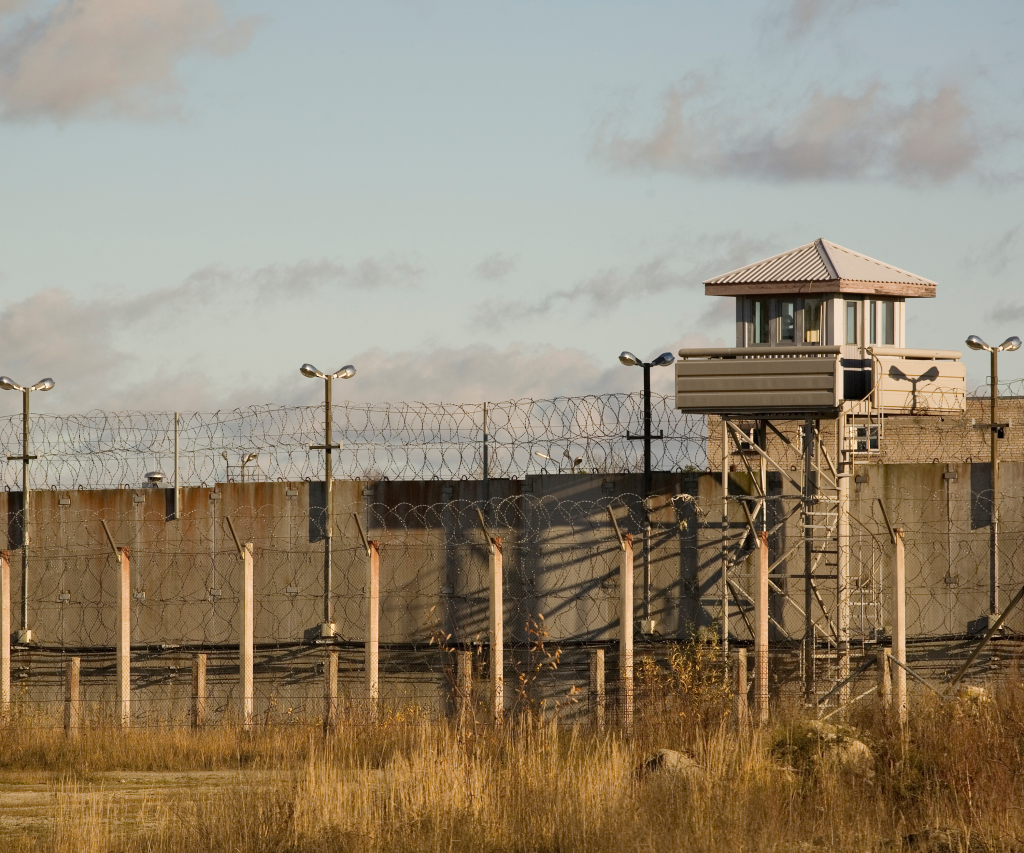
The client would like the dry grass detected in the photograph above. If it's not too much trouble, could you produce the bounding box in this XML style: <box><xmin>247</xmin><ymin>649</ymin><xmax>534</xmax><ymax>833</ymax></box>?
<box><xmin>3</xmin><ymin>675</ymin><xmax>1024</xmax><ymax>852</ymax></box>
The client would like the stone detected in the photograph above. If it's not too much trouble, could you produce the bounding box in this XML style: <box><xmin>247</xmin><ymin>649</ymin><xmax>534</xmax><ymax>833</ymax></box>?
<box><xmin>637</xmin><ymin>748</ymin><xmax>704</xmax><ymax>780</ymax></box>
<box><xmin>773</xmin><ymin>719</ymin><xmax>874</xmax><ymax>778</ymax></box>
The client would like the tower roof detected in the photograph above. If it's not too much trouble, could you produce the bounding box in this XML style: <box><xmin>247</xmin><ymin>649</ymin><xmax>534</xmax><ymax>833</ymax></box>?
<box><xmin>704</xmin><ymin>239</ymin><xmax>936</xmax><ymax>298</ymax></box>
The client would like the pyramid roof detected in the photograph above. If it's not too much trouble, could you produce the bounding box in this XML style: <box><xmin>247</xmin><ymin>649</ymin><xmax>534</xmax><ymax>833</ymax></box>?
<box><xmin>704</xmin><ymin>239</ymin><xmax>936</xmax><ymax>298</ymax></box>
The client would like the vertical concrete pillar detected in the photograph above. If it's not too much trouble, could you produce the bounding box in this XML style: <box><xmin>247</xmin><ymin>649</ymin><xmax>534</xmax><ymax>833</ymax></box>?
<box><xmin>754</xmin><ymin>531</ymin><xmax>769</xmax><ymax>725</ymax></box>
<box><xmin>877</xmin><ymin>648</ymin><xmax>891</xmax><ymax>718</ymax></box>
<box><xmin>733</xmin><ymin>647</ymin><xmax>748</xmax><ymax>729</ymax></box>
<box><xmin>324</xmin><ymin>648</ymin><xmax>338</xmax><ymax>732</ymax></box>
<box><xmin>589</xmin><ymin>648</ymin><xmax>605</xmax><ymax>732</ymax></box>
<box><xmin>893</xmin><ymin>527</ymin><xmax>907</xmax><ymax>728</ymax></box>
<box><xmin>241</xmin><ymin>542</ymin><xmax>254</xmax><ymax>729</ymax></box>
<box><xmin>1</xmin><ymin>551</ymin><xmax>9</xmax><ymax>717</ymax></box>
<box><xmin>489</xmin><ymin>537</ymin><xmax>503</xmax><ymax>724</ymax></box>
<box><xmin>64</xmin><ymin>657</ymin><xmax>81</xmax><ymax>736</ymax></box>
<box><xmin>366</xmin><ymin>540</ymin><xmax>380</xmax><ymax>714</ymax></box>
<box><xmin>192</xmin><ymin>653</ymin><xmax>207</xmax><ymax>729</ymax></box>
<box><xmin>116</xmin><ymin>547</ymin><xmax>131</xmax><ymax>728</ymax></box>
<box><xmin>620</xmin><ymin>534</ymin><xmax>634</xmax><ymax>727</ymax></box>
<box><xmin>456</xmin><ymin>649</ymin><xmax>473</xmax><ymax>725</ymax></box>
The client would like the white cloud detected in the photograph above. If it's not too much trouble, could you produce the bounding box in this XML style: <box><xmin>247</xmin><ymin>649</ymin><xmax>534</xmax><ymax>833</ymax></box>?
<box><xmin>0</xmin><ymin>0</ymin><xmax>256</xmax><ymax>120</ymax></box>
<box><xmin>776</xmin><ymin>0</ymin><xmax>895</xmax><ymax>40</ymax></box>
<box><xmin>474</xmin><ymin>253</ymin><xmax>517</xmax><ymax>282</ymax></box>
<box><xmin>470</xmin><ymin>233</ymin><xmax>771</xmax><ymax>330</ymax></box>
<box><xmin>595</xmin><ymin>81</ymin><xmax>985</xmax><ymax>185</ymax></box>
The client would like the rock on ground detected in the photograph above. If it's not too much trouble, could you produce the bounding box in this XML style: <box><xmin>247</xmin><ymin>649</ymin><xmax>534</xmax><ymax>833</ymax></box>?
<box><xmin>637</xmin><ymin>748</ymin><xmax>704</xmax><ymax>780</ymax></box>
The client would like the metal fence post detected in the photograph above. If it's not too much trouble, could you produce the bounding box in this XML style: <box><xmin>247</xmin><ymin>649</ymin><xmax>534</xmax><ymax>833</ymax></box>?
<box><xmin>877</xmin><ymin>648</ymin><xmax>891</xmax><ymax>717</ymax></box>
<box><xmin>241</xmin><ymin>542</ymin><xmax>254</xmax><ymax>730</ymax></box>
<box><xmin>116</xmin><ymin>546</ymin><xmax>131</xmax><ymax>728</ymax></box>
<box><xmin>324</xmin><ymin>648</ymin><xmax>338</xmax><ymax>732</ymax></box>
<box><xmin>620</xmin><ymin>533</ymin><xmax>634</xmax><ymax>728</ymax></box>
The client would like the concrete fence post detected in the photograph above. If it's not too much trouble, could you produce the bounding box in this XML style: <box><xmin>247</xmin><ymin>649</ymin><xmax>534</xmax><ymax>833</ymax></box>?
<box><xmin>877</xmin><ymin>648</ymin><xmax>891</xmax><ymax>717</ymax></box>
<box><xmin>324</xmin><ymin>648</ymin><xmax>338</xmax><ymax>732</ymax></box>
<box><xmin>367</xmin><ymin>540</ymin><xmax>380</xmax><ymax>715</ymax></box>
<box><xmin>1</xmin><ymin>551</ymin><xmax>9</xmax><ymax>718</ymax></box>
<box><xmin>893</xmin><ymin>527</ymin><xmax>907</xmax><ymax>728</ymax></box>
<box><xmin>456</xmin><ymin>649</ymin><xmax>473</xmax><ymax>726</ymax></box>
<box><xmin>733</xmin><ymin>647</ymin><xmax>748</xmax><ymax>729</ymax></box>
<box><xmin>754</xmin><ymin>531</ymin><xmax>769</xmax><ymax>725</ymax></box>
<box><xmin>64</xmin><ymin>657</ymin><xmax>81</xmax><ymax>736</ymax></box>
<box><xmin>116</xmin><ymin>546</ymin><xmax>131</xmax><ymax>728</ymax></box>
<box><xmin>489</xmin><ymin>537</ymin><xmax>503</xmax><ymax>724</ymax></box>
<box><xmin>241</xmin><ymin>542</ymin><xmax>254</xmax><ymax>730</ymax></box>
<box><xmin>620</xmin><ymin>534</ymin><xmax>634</xmax><ymax>728</ymax></box>
<box><xmin>589</xmin><ymin>648</ymin><xmax>605</xmax><ymax>732</ymax></box>
<box><xmin>191</xmin><ymin>653</ymin><xmax>207</xmax><ymax>729</ymax></box>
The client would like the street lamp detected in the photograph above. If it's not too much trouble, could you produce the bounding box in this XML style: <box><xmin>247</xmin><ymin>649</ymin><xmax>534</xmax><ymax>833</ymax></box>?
<box><xmin>221</xmin><ymin>451</ymin><xmax>259</xmax><ymax>483</ymax></box>
<box><xmin>0</xmin><ymin>375</ymin><xmax>55</xmax><ymax>643</ymax></box>
<box><xmin>619</xmin><ymin>351</ymin><xmax>674</xmax><ymax>635</ymax></box>
<box><xmin>965</xmin><ymin>334</ymin><xmax>1021</xmax><ymax>618</ymax></box>
<box><xmin>618</xmin><ymin>351</ymin><xmax>675</xmax><ymax>499</ymax></box>
<box><xmin>300</xmin><ymin>363</ymin><xmax>356</xmax><ymax>638</ymax></box>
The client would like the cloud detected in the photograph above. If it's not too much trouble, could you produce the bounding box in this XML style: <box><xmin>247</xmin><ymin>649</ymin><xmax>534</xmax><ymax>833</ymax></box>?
<box><xmin>0</xmin><ymin>0</ymin><xmax>256</xmax><ymax>121</ymax></box>
<box><xmin>0</xmin><ymin>256</ymin><xmax>421</xmax><ymax>413</ymax></box>
<box><xmin>474</xmin><ymin>253</ymin><xmax>517</xmax><ymax>282</ymax></box>
<box><xmin>470</xmin><ymin>233</ymin><xmax>771</xmax><ymax>330</ymax></box>
<box><xmin>595</xmin><ymin>80</ymin><xmax>985</xmax><ymax>184</ymax></box>
<box><xmin>776</xmin><ymin>0</ymin><xmax>895</xmax><ymax>39</ymax></box>
<box><xmin>963</xmin><ymin>227</ymin><xmax>1022</xmax><ymax>281</ymax></box>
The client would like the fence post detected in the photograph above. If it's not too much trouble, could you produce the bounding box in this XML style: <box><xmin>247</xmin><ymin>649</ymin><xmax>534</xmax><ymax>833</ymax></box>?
<box><xmin>589</xmin><ymin>648</ymin><xmax>605</xmax><ymax>732</ymax></box>
<box><xmin>893</xmin><ymin>527</ymin><xmax>907</xmax><ymax>728</ymax></box>
<box><xmin>116</xmin><ymin>546</ymin><xmax>131</xmax><ymax>728</ymax></box>
<box><xmin>64</xmin><ymin>657</ymin><xmax>80</xmax><ymax>736</ymax></box>
<box><xmin>877</xmin><ymin>648</ymin><xmax>891</xmax><ymax>717</ymax></box>
<box><xmin>489</xmin><ymin>537</ymin><xmax>503</xmax><ymax>724</ymax></box>
<box><xmin>1</xmin><ymin>551</ymin><xmax>9</xmax><ymax>718</ymax></box>
<box><xmin>192</xmin><ymin>653</ymin><xmax>207</xmax><ymax>729</ymax></box>
<box><xmin>241</xmin><ymin>542</ymin><xmax>254</xmax><ymax>730</ymax></box>
<box><xmin>754</xmin><ymin>531</ymin><xmax>769</xmax><ymax>725</ymax></box>
<box><xmin>367</xmin><ymin>540</ymin><xmax>380</xmax><ymax>715</ymax></box>
<box><xmin>733</xmin><ymin>647</ymin><xmax>748</xmax><ymax>729</ymax></box>
<box><xmin>324</xmin><ymin>648</ymin><xmax>338</xmax><ymax>732</ymax></box>
<box><xmin>620</xmin><ymin>533</ymin><xmax>634</xmax><ymax>728</ymax></box>
<box><xmin>457</xmin><ymin>649</ymin><xmax>473</xmax><ymax>725</ymax></box>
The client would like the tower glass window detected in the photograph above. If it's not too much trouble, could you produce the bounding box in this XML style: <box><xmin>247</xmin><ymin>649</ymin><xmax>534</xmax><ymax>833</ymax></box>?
<box><xmin>803</xmin><ymin>298</ymin><xmax>822</xmax><ymax>344</ymax></box>
<box><xmin>869</xmin><ymin>300</ymin><xmax>877</xmax><ymax>344</ymax></box>
<box><xmin>779</xmin><ymin>301</ymin><xmax>795</xmax><ymax>342</ymax></box>
<box><xmin>752</xmin><ymin>299</ymin><xmax>769</xmax><ymax>344</ymax></box>
<box><xmin>882</xmin><ymin>300</ymin><xmax>895</xmax><ymax>345</ymax></box>
<box><xmin>845</xmin><ymin>301</ymin><xmax>859</xmax><ymax>345</ymax></box>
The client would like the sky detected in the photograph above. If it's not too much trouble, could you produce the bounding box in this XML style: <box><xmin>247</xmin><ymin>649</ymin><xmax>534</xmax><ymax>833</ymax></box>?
<box><xmin>0</xmin><ymin>0</ymin><xmax>1022</xmax><ymax>415</ymax></box>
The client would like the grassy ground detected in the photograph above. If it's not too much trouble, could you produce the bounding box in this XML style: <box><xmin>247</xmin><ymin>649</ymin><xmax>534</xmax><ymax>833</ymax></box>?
<box><xmin>1</xmin><ymin>669</ymin><xmax>1023</xmax><ymax>851</ymax></box>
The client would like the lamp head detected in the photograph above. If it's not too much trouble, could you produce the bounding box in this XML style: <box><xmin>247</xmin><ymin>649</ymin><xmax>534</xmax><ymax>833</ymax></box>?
<box><xmin>331</xmin><ymin>365</ymin><xmax>356</xmax><ymax>380</ymax></box>
<box><xmin>965</xmin><ymin>335</ymin><xmax>989</xmax><ymax>352</ymax></box>
<box><xmin>221</xmin><ymin>450</ymin><xmax>230</xmax><ymax>461</ymax></box>
<box><xmin>29</xmin><ymin>378</ymin><xmax>54</xmax><ymax>392</ymax></box>
<box><xmin>300</xmin><ymin>363</ymin><xmax>324</xmax><ymax>379</ymax></box>
<box><xmin>650</xmin><ymin>352</ymin><xmax>675</xmax><ymax>368</ymax></box>
<box><xmin>998</xmin><ymin>336</ymin><xmax>1022</xmax><ymax>352</ymax></box>
<box><xmin>243</xmin><ymin>452</ymin><xmax>258</xmax><ymax>464</ymax></box>
<box><xmin>618</xmin><ymin>351</ymin><xmax>640</xmax><ymax>367</ymax></box>
<box><xmin>0</xmin><ymin>377</ymin><xmax>22</xmax><ymax>392</ymax></box>
<box><xmin>534</xmin><ymin>451</ymin><xmax>552</xmax><ymax>461</ymax></box>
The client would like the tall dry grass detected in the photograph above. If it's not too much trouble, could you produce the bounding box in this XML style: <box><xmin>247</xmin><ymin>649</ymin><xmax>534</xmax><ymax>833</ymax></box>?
<box><xmin>3</xmin><ymin>662</ymin><xmax>1024</xmax><ymax>851</ymax></box>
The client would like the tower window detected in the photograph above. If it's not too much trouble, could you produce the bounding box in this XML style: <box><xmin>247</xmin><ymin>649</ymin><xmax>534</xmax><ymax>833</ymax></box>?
<box><xmin>845</xmin><ymin>301</ymin><xmax>859</xmax><ymax>345</ymax></box>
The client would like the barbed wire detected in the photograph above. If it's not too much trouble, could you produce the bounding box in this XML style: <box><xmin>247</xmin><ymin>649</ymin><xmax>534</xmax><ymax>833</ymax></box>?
<box><xmin>0</xmin><ymin>394</ymin><xmax>708</xmax><ymax>490</ymax></box>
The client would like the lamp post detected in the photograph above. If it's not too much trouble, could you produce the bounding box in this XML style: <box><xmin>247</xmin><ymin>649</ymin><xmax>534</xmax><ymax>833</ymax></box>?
<box><xmin>618</xmin><ymin>351</ymin><xmax>675</xmax><ymax>632</ymax></box>
<box><xmin>301</xmin><ymin>363</ymin><xmax>356</xmax><ymax>638</ymax></box>
<box><xmin>0</xmin><ymin>376</ymin><xmax>55</xmax><ymax>643</ymax></box>
<box><xmin>965</xmin><ymin>334</ymin><xmax>1021</xmax><ymax>617</ymax></box>
<box><xmin>221</xmin><ymin>451</ymin><xmax>258</xmax><ymax>483</ymax></box>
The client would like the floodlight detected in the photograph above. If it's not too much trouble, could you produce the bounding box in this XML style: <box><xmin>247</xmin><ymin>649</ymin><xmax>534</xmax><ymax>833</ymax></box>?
<box><xmin>331</xmin><ymin>365</ymin><xmax>356</xmax><ymax>379</ymax></box>
<box><xmin>965</xmin><ymin>335</ymin><xmax>989</xmax><ymax>352</ymax></box>
<box><xmin>618</xmin><ymin>352</ymin><xmax>640</xmax><ymax>367</ymax></box>
<box><xmin>29</xmin><ymin>378</ymin><xmax>54</xmax><ymax>392</ymax></box>
<box><xmin>651</xmin><ymin>352</ymin><xmax>675</xmax><ymax>368</ymax></box>
<box><xmin>0</xmin><ymin>377</ymin><xmax>22</xmax><ymax>391</ymax></box>
<box><xmin>300</xmin><ymin>364</ymin><xmax>323</xmax><ymax>379</ymax></box>
<box><xmin>998</xmin><ymin>336</ymin><xmax>1022</xmax><ymax>352</ymax></box>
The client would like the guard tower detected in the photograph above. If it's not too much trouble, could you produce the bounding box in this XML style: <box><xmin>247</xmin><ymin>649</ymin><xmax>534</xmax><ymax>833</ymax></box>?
<box><xmin>674</xmin><ymin>239</ymin><xmax>966</xmax><ymax>707</ymax></box>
